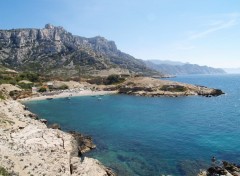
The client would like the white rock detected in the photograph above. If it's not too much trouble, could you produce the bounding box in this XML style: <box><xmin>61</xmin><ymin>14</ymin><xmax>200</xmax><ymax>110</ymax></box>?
<box><xmin>0</xmin><ymin>100</ymin><xmax>114</xmax><ymax>176</ymax></box>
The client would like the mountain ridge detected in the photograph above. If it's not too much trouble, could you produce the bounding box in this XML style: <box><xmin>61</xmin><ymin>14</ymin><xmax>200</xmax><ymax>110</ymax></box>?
<box><xmin>145</xmin><ymin>60</ymin><xmax>226</xmax><ymax>75</ymax></box>
<box><xmin>223</xmin><ymin>68</ymin><xmax>240</xmax><ymax>74</ymax></box>
<box><xmin>146</xmin><ymin>59</ymin><xmax>186</xmax><ymax>66</ymax></box>
<box><xmin>0</xmin><ymin>24</ymin><xmax>160</xmax><ymax>77</ymax></box>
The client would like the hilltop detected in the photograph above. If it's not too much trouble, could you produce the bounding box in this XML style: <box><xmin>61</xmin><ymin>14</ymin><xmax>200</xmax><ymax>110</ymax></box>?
<box><xmin>0</xmin><ymin>24</ymin><xmax>160</xmax><ymax>78</ymax></box>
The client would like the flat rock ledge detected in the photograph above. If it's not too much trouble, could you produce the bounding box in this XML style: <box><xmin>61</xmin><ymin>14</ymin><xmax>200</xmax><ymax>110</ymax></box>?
<box><xmin>0</xmin><ymin>100</ymin><xmax>115</xmax><ymax>176</ymax></box>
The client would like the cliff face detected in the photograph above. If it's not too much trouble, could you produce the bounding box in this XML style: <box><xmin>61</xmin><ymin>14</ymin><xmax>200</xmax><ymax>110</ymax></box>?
<box><xmin>0</xmin><ymin>24</ymin><xmax>158</xmax><ymax>77</ymax></box>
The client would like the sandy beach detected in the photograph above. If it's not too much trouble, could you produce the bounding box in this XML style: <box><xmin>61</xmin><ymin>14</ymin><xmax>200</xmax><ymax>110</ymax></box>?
<box><xmin>19</xmin><ymin>89</ymin><xmax>118</xmax><ymax>102</ymax></box>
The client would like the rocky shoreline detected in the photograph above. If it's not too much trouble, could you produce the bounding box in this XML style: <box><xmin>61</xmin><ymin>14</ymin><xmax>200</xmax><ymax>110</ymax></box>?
<box><xmin>0</xmin><ymin>100</ymin><xmax>115</xmax><ymax>176</ymax></box>
<box><xmin>0</xmin><ymin>76</ymin><xmax>226</xmax><ymax>175</ymax></box>
<box><xmin>116</xmin><ymin>77</ymin><xmax>224</xmax><ymax>97</ymax></box>
<box><xmin>198</xmin><ymin>160</ymin><xmax>240</xmax><ymax>176</ymax></box>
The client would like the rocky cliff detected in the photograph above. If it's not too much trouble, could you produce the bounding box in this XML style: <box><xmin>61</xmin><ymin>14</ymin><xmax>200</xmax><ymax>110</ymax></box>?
<box><xmin>0</xmin><ymin>24</ymin><xmax>159</xmax><ymax>77</ymax></box>
<box><xmin>0</xmin><ymin>99</ymin><xmax>115</xmax><ymax>176</ymax></box>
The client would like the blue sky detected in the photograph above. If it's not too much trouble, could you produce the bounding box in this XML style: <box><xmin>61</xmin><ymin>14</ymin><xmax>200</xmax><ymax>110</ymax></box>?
<box><xmin>1</xmin><ymin>0</ymin><xmax>240</xmax><ymax>68</ymax></box>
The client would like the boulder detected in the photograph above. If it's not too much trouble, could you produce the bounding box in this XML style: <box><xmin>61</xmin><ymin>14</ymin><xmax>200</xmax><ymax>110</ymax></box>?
<box><xmin>211</xmin><ymin>89</ymin><xmax>224</xmax><ymax>96</ymax></box>
<box><xmin>28</xmin><ymin>113</ymin><xmax>38</xmax><ymax>120</ymax></box>
<box><xmin>39</xmin><ymin>118</ymin><xmax>47</xmax><ymax>124</ymax></box>
<box><xmin>48</xmin><ymin>123</ymin><xmax>61</xmax><ymax>130</ymax></box>
<box><xmin>69</xmin><ymin>131</ymin><xmax>96</xmax><ymax>155</ymax></box>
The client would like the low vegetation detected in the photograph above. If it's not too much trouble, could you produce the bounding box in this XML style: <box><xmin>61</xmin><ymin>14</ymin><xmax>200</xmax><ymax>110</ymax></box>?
<box><xmin>38</xmin><ymin>87</ymin><xmax>47</xmax><ymax>92</ymax></box>
<box><xmin>87</xmin><ymin>74</ymin><xmax>125</xmax><ymax>85</ymax></box>
<box><xmin>9</xmin><ymin>90</ymin><xmax>21</xmax><ymax>99</ymax></box>
<box><xmin>0</xmin><ymin>70</ymin><xmax>39</xmax><ymax>90</ymax></box>
<box><xmin>0</xmin><ymin>91</ymin><xmax>5</xmax><ymax>100</ymax></box>
<box><xmin>17</xmin><ymin>72</ymin><xmax>40</xmax><ymax>82</ymax></box>
<box><xmin>160</xmin><ymin>85</ymin><xmax>187</xmax><ymax>92</ymax></box>
<box><xmin>106</xmin><ymin>74</ymin><xmax>125</xmax><ymax>85</ymax></box>
<box><xmin>17</xmin><ymin>82</ymin><xmax>34</xmax><ymax>90</ymax></box>
<box><xmin>0</xmin><ymin>166</ymin><xmax>10</xmax><ymax>176</ymax></box>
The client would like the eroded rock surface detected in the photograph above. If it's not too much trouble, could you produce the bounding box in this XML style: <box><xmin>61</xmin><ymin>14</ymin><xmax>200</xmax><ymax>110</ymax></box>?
<box><xmin>0</xmin><ymin>24</ymin><xmax>158</xmax><ymax>77</ymax></box>
<box><xmin>0</xmin><ymin>100</ymin><xmax>115</xmax><ymax>176</ymax></box>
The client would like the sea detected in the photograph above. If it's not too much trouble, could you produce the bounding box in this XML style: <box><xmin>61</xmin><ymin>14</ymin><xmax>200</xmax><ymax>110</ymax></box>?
<box><xmin>24</xmin><ymin>74</ymin><xmax>240</xmax><ymax>176</ymax></box>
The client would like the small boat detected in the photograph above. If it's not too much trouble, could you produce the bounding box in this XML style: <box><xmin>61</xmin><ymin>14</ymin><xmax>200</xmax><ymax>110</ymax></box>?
<box><xmin>46</xmin><ymin>98</ymin><xmax>53</xmax><ymax>100</ymax></box>
<box><xmin>97</xmin><ymin>97</ymin><xmax>102</xmax><ymax>101</ymax></box>
<box><xmin>65</xmin><ymin>97</ymin><xmax>71</xmax><ymax>100</ymax></box>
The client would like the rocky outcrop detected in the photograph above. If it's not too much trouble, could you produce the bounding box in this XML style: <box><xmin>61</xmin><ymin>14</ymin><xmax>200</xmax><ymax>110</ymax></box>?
<box><xmin>0</xmin><ymin>100</ymin><xmax>115</xmax><ymax>176</ymax></box>
<box><xmin>0</xmin><ymin>24</ymin><xmax>159</xmax><ymax>77</ymax></box>
<box><xmin>198</xmin><ymin>161</ymin><xmax>240</xmax><ymax>176</ymax></box>
<box><xmin>69</xmin><ymin>131</ymin><xmax>96</xmax><ymax>155</ymax></box>
<box><xmin>117</xmin><ymin>77</ymin><xmax>224</xmax><ymax>97</ymax></box>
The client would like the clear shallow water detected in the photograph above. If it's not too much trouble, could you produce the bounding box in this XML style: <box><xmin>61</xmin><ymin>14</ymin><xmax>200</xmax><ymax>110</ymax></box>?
<box><xmin>24</xmin><ymin>75</ymin><xmax>240</xmax><ymax>176</ymax></box>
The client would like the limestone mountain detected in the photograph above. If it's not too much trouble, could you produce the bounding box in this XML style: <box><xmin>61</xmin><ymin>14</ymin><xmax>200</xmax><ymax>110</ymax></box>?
<box><xmin>0</xmin><ymin>24</ymin><xmax>159</xmax><ymax>77</ymax></box>
<box><xmin>145</xmin><ymin>60</ymin><xmax>226</xmax><ymax>75</ymax></box>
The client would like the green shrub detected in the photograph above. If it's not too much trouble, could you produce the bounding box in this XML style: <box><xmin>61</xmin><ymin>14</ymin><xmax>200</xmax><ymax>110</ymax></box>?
<box><xmin>0</xmin><ymin>166</ymin><xmax>10</xmax><ymax>176</ymax></box>
<box><xmin>0</xmin><ymin>91</ymin><xmax>5</xmax><ymax>100</ymax></box>
<box><xmin>87</xmin><ymin>77</ymin><xmax>105</xmax><ymax>85</ymax></box>
<box><xmin>0</xmin><ymin>73</ymin><xmax>18</xmax><ymax>85</ymax></box>
<box><xmin>17</xmin><ymin>83</ymin><xmax>33</xmax><ymax>90</ymax></box>
<box><xmin>38</xmin><ymin>87</ymin><xmax>47</xmax><ymax>92</ymax></box>
<box><xmin>16</xmin><ymin>72</ymin><xmax>39</xmax><ymax>82</ymax></box>
<box><xmin>9</xmin><ymin>90</ymin><xmax>17</xmax><ymax>97</ymax></box>
<box><xmin>8</xmin><ymin>79</ymin><xmax>17</xmax><ymax>85</ymax></box>
<box><xmin>106</xmin><ymin>74</ymin><xmax>125</xmax><ymax>85</ymax></box>
<box><xmin>160</xmin><ymin>85</ymin><xmax>187</xmax><ymax>92</ymax></box>
<box><xmin>9</xmin><ymin>90</ymin><xmax>22</xmax><ymax>100</ymax></box>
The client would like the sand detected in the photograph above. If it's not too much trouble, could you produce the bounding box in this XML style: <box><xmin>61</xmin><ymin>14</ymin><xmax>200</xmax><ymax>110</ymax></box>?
<box><xmin>20</xmin><ymin>89</ymin><xmax>118</xmax><ymax>102</ymax></box>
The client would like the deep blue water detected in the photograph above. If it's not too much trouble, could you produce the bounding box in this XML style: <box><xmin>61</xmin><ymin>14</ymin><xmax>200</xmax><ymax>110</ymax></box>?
<box><xmin>24</xmin><ymin>74</ymin><xmax>240</xmax><ymax>176</ymax></box>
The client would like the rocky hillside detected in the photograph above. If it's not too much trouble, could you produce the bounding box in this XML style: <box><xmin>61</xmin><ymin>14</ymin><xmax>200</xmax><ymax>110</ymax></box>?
<box><xmin>0</xmin><ymin>24</ymin><xmax>159</xmax><ymax>77</ymax></box>
<box><xmin>145</xmin><ymin>60</ymin><xmax>226</xmax><ymax>75</ymax></box>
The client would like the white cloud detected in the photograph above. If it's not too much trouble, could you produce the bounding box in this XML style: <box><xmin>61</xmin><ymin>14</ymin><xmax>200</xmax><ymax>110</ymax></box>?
<box><xmin>189</xmin><ymin>13</ymin><xmax>240</xmax><ymax>40</ymax></box>
<box><xmin>190</xmin><ymin>19</ymin><xmax>238</xmax><ymax>40</ymax></box>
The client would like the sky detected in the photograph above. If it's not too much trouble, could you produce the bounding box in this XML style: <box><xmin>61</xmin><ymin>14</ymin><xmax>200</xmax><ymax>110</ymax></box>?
<box><xmin>1</xmin><ymin>0</ymin><xmax>240</xmax><ymax>68</ymax></box>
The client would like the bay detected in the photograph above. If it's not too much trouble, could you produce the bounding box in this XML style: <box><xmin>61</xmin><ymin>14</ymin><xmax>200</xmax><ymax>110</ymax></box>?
<box><xmin>24</xmin><ymin>74</ymin><xmax>240</xmax><ymax>176</ymax></box>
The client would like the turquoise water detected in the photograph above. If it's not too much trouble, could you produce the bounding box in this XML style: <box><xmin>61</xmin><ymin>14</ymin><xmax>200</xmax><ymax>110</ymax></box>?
<box><xmin>24</xmin><ymin>75</ymin><xmax>240</xmax><ymax>176</ymax></box>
